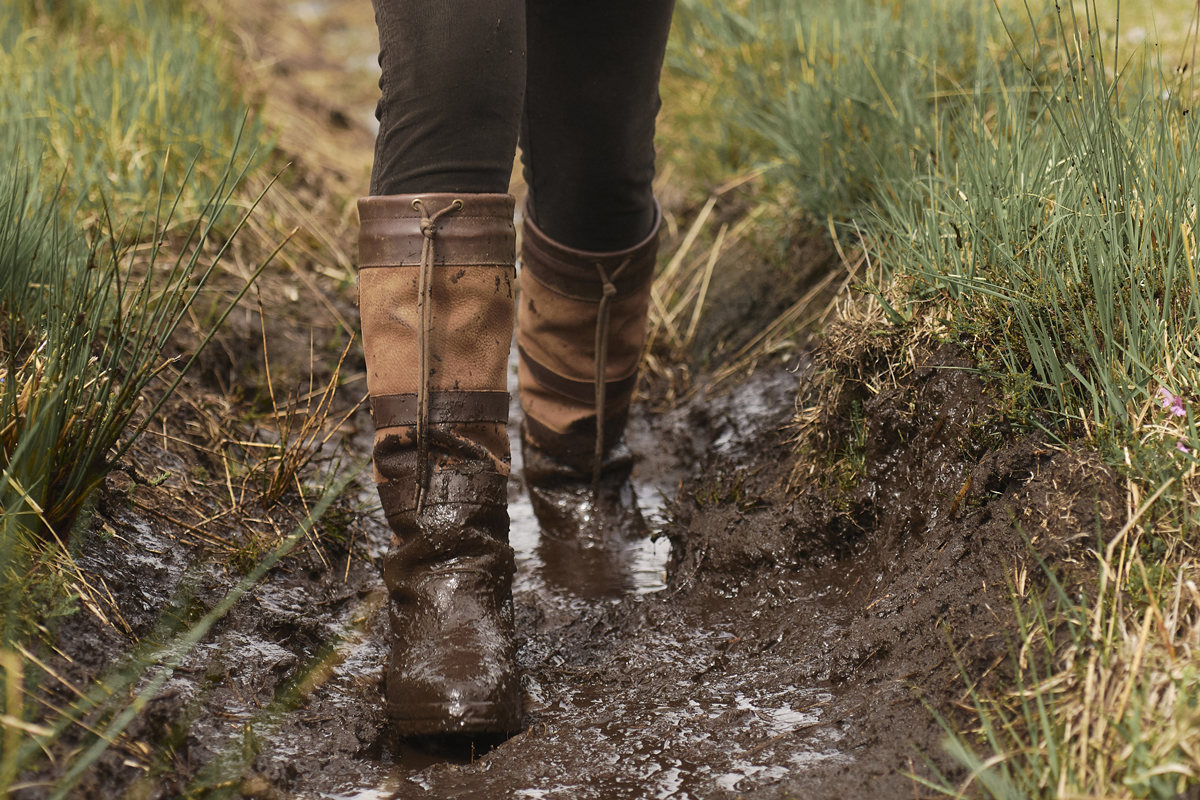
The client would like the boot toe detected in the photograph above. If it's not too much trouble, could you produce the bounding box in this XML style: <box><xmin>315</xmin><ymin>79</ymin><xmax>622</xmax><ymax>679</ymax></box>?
<box><xmin>388</xmin><ymin>633</ymin><xmax>523</xmax><ymax>736</ymax></box>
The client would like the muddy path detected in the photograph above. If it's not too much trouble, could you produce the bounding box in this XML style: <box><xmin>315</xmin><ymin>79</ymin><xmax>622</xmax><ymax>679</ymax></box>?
<box><xmin>39</xmin><ymin>339</ymin><xmax>1123</xmax><ymax>800</ymax></box>
<box><xmin>50</xmin><ymin>359</ymin><xmax>807</xmax><ymax>799</ymax></box>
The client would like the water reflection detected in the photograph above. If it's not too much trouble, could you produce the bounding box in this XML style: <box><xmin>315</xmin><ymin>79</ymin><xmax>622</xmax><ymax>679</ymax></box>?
<box><xmin>506</xmin><ymin>354</ymin><xmax>672</xmax><ymax>600</ymax></box>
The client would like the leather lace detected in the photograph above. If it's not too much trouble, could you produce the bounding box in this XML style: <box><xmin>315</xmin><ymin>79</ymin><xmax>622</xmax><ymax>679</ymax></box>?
<box><xmin>592</xmin><ymin>257</ymin><xmax>632</xmax><ymax>502</ymax></box>
<box><xmin>413</xmin><ymin>197</ymin><xmax>463</xmax><ymax>514</ymax></box>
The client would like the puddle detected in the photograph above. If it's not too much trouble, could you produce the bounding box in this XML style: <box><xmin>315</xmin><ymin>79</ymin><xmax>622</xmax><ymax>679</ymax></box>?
<box><xmin>320</xmin><ymin>791</ymin><xmax>394</xmax><ymax>800</ymax></box>
<box><xmin>505</xmin><ymin>346</ymin><xmax>673</xmax><ymax>600</ymax></box>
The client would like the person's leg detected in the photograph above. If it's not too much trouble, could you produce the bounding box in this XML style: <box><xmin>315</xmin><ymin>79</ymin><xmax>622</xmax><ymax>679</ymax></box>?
<box><xmin>370</xmin><ymin>0</ymin><xmax>524</xmax><ymax>196</ymax></box>
<box><xmin>361</xmin><ymin>0</ymin><xmax>525</xmax><ymax>736</ymax></box>
<box><xmin>516</xmin><ymin>0</ymin><xmax>675</xmax><ymax>550</ymax></box>
<box><xmin>519</xmin><ymin>0</ymin><xmax>674</xmax><ymax>251</ymax></box>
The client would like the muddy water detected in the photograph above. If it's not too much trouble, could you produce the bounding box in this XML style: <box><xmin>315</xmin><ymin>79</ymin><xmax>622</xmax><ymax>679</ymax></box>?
<box><xmin>202</xmin><ymin>364</ymin><xmax>812</xmax><ymax>800</ymax></box>
<box><xmin>506</xmin><ymin>351</ymin><xmax>676</xmax><ymax>601</ymax></box>
<box><xmin>63</xmin><ymin>340</ymin><xmax>1072</xmax><ymax>799</ymax></box>
<box><xmin>285</xmin><ymin>347</ymin><xmax>1051</xmax><ymax>800</ymax></box>
<box><xmin>175</xmin><ymin>342</ymin><xmax>1090</xmax><ymax>800</ymax></box>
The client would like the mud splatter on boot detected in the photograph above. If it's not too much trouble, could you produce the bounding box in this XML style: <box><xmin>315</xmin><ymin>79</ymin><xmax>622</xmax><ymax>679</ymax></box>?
<box><xmin>358</xmin><ymin>192</ymin><xmax>521</xmax><ymax>736</ymax></box>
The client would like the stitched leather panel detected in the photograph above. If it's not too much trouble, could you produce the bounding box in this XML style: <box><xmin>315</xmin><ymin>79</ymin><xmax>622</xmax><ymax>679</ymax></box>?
<box><xmin>360</xmin><ymin>264</ymin><xmax>515</xmax><ymax>396</ymax></box>
<box><xmin>516</xmin><ymin>270</ymin><xmax>649</xmax><ymax>383</ymax></box>
<box><xmin>516</xmin><ymin>345</ymin><xmax>637</xmax><ymax>406</ymax></box>
<box><xmin>514</xmin><ymin>205</ymin><xmax>660</xmax><ymax>461</ymax></box>
<box><xmin>522</xmin><ymin>410</ymin><xmax>628</xmax><ymax>468</ymax></box>
<box><xmin>377</xmin><ymin>468</ymin><xmax>508</xmax><ymax>516</ymax></box>
<box><xmin>519</xmin><ymin>198</ymin><xmax>660</xmax><ymax>301</ymax></box>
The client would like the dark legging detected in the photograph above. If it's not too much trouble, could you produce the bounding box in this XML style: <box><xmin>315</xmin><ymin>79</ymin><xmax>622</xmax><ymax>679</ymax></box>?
<box><xmin>368</xmin><ymin>0</ymin><xmax>675</xmax><ymax>252</ymax></box>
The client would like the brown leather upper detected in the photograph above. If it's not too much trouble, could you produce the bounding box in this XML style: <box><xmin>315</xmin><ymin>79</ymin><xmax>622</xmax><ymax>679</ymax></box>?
<box><xmin>360</xmin><ymin>193</ymin><xmax>522</xmax><ymax>737</ymax></box>
<box><xmin>358</xmin><ymin>193</ymin><xmax>517</xmax><ymax>520</ymax></box>
<box><xmin>359</xmin><ymin>193</ymin><xmax>516</xmax><ymax>267</ymax></box>
<box><xmin>519</xmin><ymin>209</ymin><xmax>657</xmax><ymax>301</ymax></box>
<box><xmin>359</xmin><ymin>194</ymin><xmax>516</xmax><ymax>397</ymax></box>
<box><xmin>371</xmin><ymin>392</ymin><xmax>510</xmax><ymax>427</ymax></box>
<box><xmin>516</xmin><ymin>200</ymin><xmax>660</xmax><ymax>468</ymax></box>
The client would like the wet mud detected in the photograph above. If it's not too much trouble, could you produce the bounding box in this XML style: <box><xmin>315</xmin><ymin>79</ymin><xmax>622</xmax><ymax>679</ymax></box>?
<box><xmin>25</xmin><ymin>340</ymin><xmax>1125</xmax><ymax>800</ymax></box>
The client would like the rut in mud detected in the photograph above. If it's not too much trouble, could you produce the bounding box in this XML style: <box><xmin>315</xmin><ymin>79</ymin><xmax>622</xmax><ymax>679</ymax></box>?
<box><xmin>29</xmin><ymin>337</ymin><xmax>1123</xmax><ymax>800</ymax></box>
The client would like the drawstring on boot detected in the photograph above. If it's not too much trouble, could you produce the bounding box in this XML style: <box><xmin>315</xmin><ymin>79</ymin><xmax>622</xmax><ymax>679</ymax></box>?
<box><xmin>413</xmin><ymin>197</ymin><xmax>463</xmax><ymax>514</ymax></box>
<box><xmin>591</xmin><ymin>257</ymin><xmax>632</xmax><ymax>506</ymax></box>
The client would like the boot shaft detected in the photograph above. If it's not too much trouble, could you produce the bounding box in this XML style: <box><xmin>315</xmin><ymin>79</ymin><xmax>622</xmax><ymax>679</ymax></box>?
<box><xmin>358</xmin><ymin>193</ymin><xmax>517</xmax><ymax>527</ymax></box>
<box><xmin>359</xmin><ymin>193</ymin><xmax>516</xmax><ymax>395</ymax></box>
<box><xmin>516</xmin><ymin>200</ymin><xmax>661</xmax><ymax>471</ymax></box>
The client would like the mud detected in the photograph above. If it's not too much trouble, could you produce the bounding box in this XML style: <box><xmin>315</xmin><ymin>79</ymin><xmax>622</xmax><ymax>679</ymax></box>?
<box><xmin>21</xmin><ymin>337</ymin><xmax>1127</xmax><ymax>800</ymax></box>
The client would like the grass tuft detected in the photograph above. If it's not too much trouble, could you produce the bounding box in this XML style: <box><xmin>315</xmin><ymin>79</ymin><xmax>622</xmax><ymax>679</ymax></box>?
<box><xmin>672</xmin><ymin>0</ymin><xmax>1200</xmax><ymax>794</ymax></box>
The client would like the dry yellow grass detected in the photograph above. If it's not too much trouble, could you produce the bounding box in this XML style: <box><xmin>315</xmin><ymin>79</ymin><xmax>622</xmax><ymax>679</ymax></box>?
<box><xmin>1087</xmin><ymin>0</ymin><xmax>1199</xmax><ymax>62</ymax></box>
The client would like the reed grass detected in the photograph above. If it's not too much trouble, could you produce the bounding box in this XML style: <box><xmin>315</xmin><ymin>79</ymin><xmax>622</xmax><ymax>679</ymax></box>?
<box><xmin>667</xmin><ymin>0</ymin><xmax>1026</xmax><ymax>220</ymax></box>
<box><xmin>0</xmin><ymin>140</ymin><xmax>294</xmax><ymax>800</ymax></box>
<box><xmin>875</xmin><ymin>3</ymin><xmax>1200</xmax><ymax>795</ymax></box>
<box><xmin>652</xmin><ymin>0</ymin><xmax>1034</xmax><ymax>390</ymax></box>
<box><xmin>673</xmin><ymin>0</ymin><xmax>1200</xmax><ymax>794</ymax></box>
<box><xmin>920</xmin><ymin>521</ymin><xmax>1200</xmax><ymax>799</ymax></box>
<box><xmin>0</xmin><ymin>0</ymin><xmax>352</xmax><ymax>794</ymax></box>
<box><xmin>879</xmin><ymin>3</ymin><xmax>1200</xmax><ymax>451</ymax></box>
<box><xmin>0</xmin><ymin>0</ymin><xmax>266</xmax><ymax>217</ymax></box>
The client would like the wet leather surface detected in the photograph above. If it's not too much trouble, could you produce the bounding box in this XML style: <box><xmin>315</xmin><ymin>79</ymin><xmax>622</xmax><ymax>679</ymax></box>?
<box><xmin>359</xmin><ymin>192</ymin><xmax>522</xmax><ymax>737</ymax></box>
<box><xmin>383</xmin><ymin>500</ymin><xmax>521</xmax><ymax>735</ymax></box>
<box><xmin>522</xmin><ymin>436</ymin><xmax>650</xmax><ymax>599</ymax></box>
<box><xmin>516</xmin><ymin>201</ymin><xmax>659</xmax><ymax>466</ymax></box>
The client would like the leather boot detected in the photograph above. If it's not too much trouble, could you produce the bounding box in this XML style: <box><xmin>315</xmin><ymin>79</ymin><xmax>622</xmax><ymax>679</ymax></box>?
<box><xmin>358</xmin><ymin>193</ymin><xmax>521</xmax><ymax>736</ymax></box>
<box><xmin>516</xmin><ymin>200</ymin><xmax>661</xmax><ymax>550</ymax></box>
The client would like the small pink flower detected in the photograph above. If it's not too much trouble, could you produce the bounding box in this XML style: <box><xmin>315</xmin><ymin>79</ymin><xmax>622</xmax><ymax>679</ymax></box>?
<box><xmin>1178</xmin><ymin>439</ymin><xmax>1192</xmax><ymax>454</ymax></box>
<box><xmin>1158</xmin><ymin>387</ymin><xmax>1187</xmax><ymax>417</ymax></box>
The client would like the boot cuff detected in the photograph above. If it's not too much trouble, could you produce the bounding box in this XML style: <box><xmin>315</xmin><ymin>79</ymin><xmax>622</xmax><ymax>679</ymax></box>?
<box><xmin>520</xmin><ymin>198</ymin><xmax>661</xmax><ymax>302</ymax></box>
<box><xmin>358</xmin><ymin>193</ymin><xmax>516</xmax><ymax>268</ymax></box>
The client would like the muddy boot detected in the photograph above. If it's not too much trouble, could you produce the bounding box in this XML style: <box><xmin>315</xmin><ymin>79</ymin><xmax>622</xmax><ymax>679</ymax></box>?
<box><xmin>516</xmin><ymin>201</ymin><xmax>661</xmax><ymax>553</ymax></box>
<box><xmin>358</xmin><ymin>193</ymin><xmax>521</xmax><ymax>736</ymax></box>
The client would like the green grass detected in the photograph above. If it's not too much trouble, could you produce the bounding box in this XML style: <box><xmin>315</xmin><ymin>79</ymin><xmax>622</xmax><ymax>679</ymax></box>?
<box><xmin>0</xmin><ymin>0</ymin><xmax>274</xmax><ymax>587</ymax></box>
<box><xmin>668</xmin><ymin>0</ymin><xmax>1200</xmax><ymax>795</ymax></box>
<box><xmin>0</xmin><ymin>0</ymin><xmax>267</xmax><ymax>216</ymax></box>
<box><xmin>0</xmin><ymin>0</ymin><xmax>324</xmax><ymax>794</ymax></box>
<box><xmin>880</xmin><ymin>2</ymin><xmax>1200</xmax><ymax>452</ymax></box>
<box><xmin>882</xmin><ymin>4</ymin><xmax>1200</xmax><ymax>796</ymax></box>
<box><xmin>665</xmin><ymin>0</ymin><xmax>1027</xmax><ymax>221</ymax></box>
